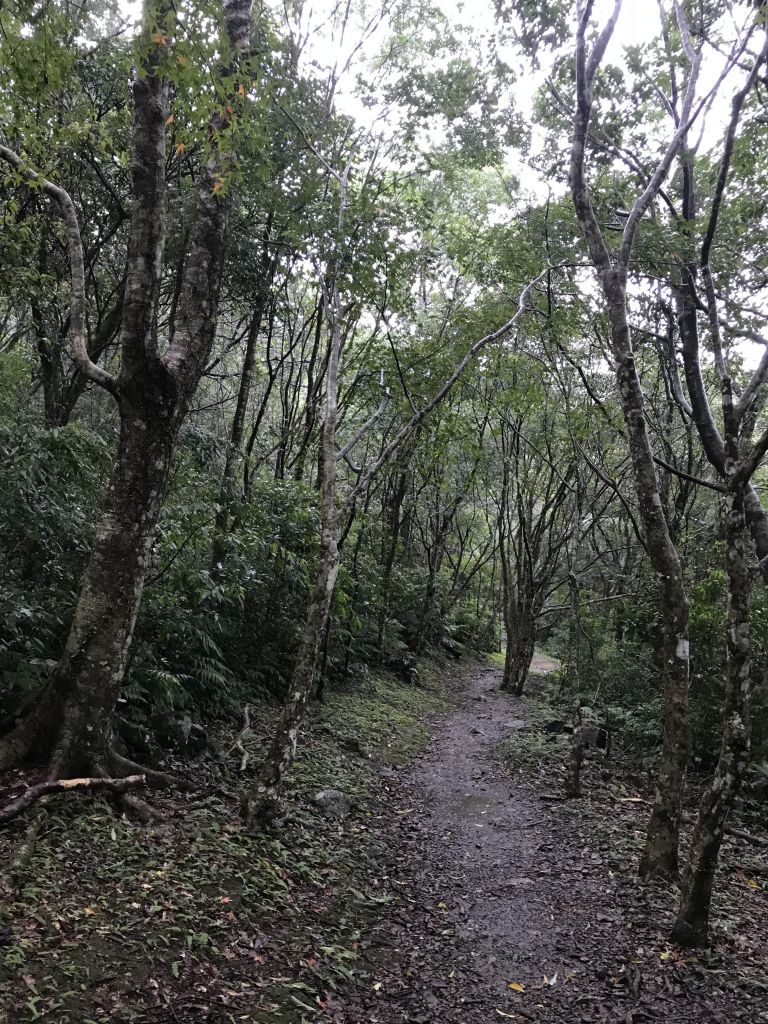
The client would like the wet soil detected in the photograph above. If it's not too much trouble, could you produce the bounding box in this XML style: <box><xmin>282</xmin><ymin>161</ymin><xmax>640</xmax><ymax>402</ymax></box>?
<box><xmin>347</xmin><ymin>660</ymin><xmax>768</xmax><ymax>1024</ymax></box>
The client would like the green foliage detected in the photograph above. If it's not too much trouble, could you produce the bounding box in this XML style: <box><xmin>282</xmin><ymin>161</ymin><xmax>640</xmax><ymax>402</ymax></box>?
<box><xmin>0</xmin><ymin>380</ymin><xmax>496</xmax><ymax>727</ymax></box>
<box><xmin>0</xmin><ymin>422</ymin><xmax>111</xmax><ymax>708</ymax></box>
<box><xmin>133</xmin><ymin>479</ymin><xmax>322</xmax><ymax>714</ymax></box>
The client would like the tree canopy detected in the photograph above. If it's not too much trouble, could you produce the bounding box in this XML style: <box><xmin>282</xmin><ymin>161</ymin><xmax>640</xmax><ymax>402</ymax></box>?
<box><xmin>2</xmin><ymin>0</ymin><xmax>768</xmax><ymax>1018</ymax></box>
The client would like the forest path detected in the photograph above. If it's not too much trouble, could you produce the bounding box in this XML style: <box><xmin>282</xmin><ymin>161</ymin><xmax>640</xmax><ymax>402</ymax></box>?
<box><xmin>346</xmin><ymin>658</ymin><xmax>759</xmax><ymax>1024</ymax></box>
<box><xmin>349</xmin><ymin>659</ymin><xmax>610</xmax><ymax>1024</ymax></box>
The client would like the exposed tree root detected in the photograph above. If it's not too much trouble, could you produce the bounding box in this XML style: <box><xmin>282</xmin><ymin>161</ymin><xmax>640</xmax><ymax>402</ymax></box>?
<box><xmin>4</xmin><ymin>807</ymin><xmax>47</xmax><ymax>883</ymax></box>
<box><xmin>118</xmin><ymin>791</ymin><xmax>165</xmax><ymax>823</ymax></box>
<box><xmin>0</xmin><ymin>775</ymin><xmax>145</xmax><ymax>826</ymax></box>
<box><xmin>108</xmin><ymin>750</ymin><xmax>194</xmax><ymax>792</ymax></box>
<box><xmin>0</xmin><ymin>710</ymin><xmax>193</xmax><ymax>827</ymax></box>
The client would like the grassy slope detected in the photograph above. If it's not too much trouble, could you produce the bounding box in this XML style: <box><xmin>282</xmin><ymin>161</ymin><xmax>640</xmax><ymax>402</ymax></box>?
<box><xmin>0</xmin><ymin>663</ymin><xmax>455</xmax><ymax>1024</ymax></box>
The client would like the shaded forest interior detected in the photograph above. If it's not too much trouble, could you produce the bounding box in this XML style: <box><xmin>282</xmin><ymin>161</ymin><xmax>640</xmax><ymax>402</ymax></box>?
<box><xmin>2</xmin><ymin>0</ymin><xmax>768</xmax><ymax>1020</ymax></box>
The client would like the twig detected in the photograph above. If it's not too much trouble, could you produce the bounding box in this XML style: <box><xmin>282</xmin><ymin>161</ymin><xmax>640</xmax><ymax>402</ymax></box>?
<box><xmin>228</xmin><ymin>705</ymin><xmax>252</xmax><ymax>771</ymax></box>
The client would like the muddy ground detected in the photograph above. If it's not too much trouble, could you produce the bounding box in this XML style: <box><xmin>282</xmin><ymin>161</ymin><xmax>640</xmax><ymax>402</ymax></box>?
<box><xmin>347</xmin><ymin>659</ymin><xmax>768</xmax><ymax>1024</ymax></box>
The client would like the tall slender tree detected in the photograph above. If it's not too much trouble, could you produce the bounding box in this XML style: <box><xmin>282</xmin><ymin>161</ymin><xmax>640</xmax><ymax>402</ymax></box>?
<box><xmin>569</xmin><ymin>0</ymin><xmax>694</xmax><ymax>879</ymax></box>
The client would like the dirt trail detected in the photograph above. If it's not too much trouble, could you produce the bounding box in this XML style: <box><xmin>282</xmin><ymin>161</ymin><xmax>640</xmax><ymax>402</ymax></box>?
<box><xmin>403</xmin><ymin>660</ymin><xmax>576</xmax><ymax>987</ymax></box>
<box><xmin>352</xmin><ymin>660</ymin><xmax>612</xmax><ymax>1023</ymax></box>
<box><xmin>349</xmin><ymin>659</ymin><xmax>760</xmax><ymax>1024</ymax></box>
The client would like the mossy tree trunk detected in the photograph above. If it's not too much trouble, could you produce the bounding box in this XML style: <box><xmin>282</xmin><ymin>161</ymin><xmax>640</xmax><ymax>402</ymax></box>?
<box><xmin>0</xmin><ymin>0</ymin><xmax>254</xmax><ymax>780</ymax></box>
<box><xmin>570</xmin><ymin>2</ymin><xmax>693</xmax><ymax>879</ymax></box>
<box><xmin>565</xmin><ymin>573</ymin><xmax>584</xmax><ymax>798</ymax></box>
<box><xmin>670</xmin><ymin>20</ymin><xmax>768</xmax><ymax>942</ymax></box>
<box><xmin>243</xmin><ymin>268</ymin><xmax>343</xmax><ymax>824</ymax></box>
<box><xmin>671</xmin><ymin>480</ymin><xmax>751</xmax><ymax>945</ymax></box>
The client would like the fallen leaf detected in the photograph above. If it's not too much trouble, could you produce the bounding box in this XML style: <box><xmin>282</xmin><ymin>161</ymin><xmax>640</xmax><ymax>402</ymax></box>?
<box><xmin>507</xmin><ymin>982</ymin><xmax>525</xmax><ymax>993</ymax></box>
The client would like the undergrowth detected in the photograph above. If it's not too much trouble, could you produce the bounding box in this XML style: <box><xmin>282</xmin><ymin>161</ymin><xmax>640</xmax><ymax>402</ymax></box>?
<box><xmin>501</xmin><ymin>663</ymin><xmax>768</xmax><ymax>963</ymax></box>
<box><xmin>0</xmin><ymin>664</ymin><xmax>451</xmax><ymax>1024</ymax></box>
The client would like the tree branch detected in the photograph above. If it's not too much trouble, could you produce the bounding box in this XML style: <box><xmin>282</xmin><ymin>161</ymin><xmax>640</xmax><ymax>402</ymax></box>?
<box><xmin>0</xmin><ymin>774</ymin><xmax>145</xmax><ymax>826</ymax></box>
<box><xmin>343</xmin><ymin>269</ymin><xmax>547</xmax><ymax>510</ymax></box>
<box><xmin>0</xmin><ymin>145</ymin><xmax>119</xmax><ymax>396</ymax></box>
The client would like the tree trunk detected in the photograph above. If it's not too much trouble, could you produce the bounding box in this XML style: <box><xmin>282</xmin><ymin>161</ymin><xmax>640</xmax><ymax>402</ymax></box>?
<box><xmin>671</xmin><ymin>481</ymin><xmax>752</xmax><ymax>946</ymax></box>
<box><xmin>243</xmin><ymin>266</ymin><xmax>343</xmax><ymax>824</ymax></box>
<box><xmin>679</xmin><ymin>220</ymin><xmax>768</xmax><ymax>585</ymax></box>
<box><xmin>501</xmin><ymin>603</ymin><xmax>536</xmax><ymax>695</ymax></box>
<box><xmin>601</xmin><ymin>270</ymin><xmax>690</xmax><ymax>881</ymax></box>
<box><xmin>565</xmin><ymin>574</ymin><xmax>584</xmax><ymax>798</ymax></box>
<box><xmin>211</xmin><ymin>218</ymin><xmax>277</xmax><ymax>570</ymax></box>
<box><xmin>413</xmin><ymin>546</ymin><xmax>443</xmax><ymax>654</ymax></box>
<box><xmin>211</xmin><ymin>305</ymin><xmax>266</xmax><ymax>570</ymax></box>
<box><xmin>0</xmin><ymin>0</ymin><xmax>253</xmax><ymax>784</ymax></box>
<box><xmin>377</xmin><ymin>467</ymin><xmax>409</xmax><ymax>658</ymax></box>
<box><xmin>569</xmin><ymin>7</ymin><xmax>691</xmax><ymax>880</ymax></box>
<box><xmin>31</xmin><ymin>220</ymin><xmax>67</xmax><ymax>428</ymax></box>
<box><xmin>0</xmin><ymin>400</ymin><xmax>174</xmax><ymax>774</ymax></box>
<box><xmin>243</xmin><ymin>495</ymin><xmax>339</xmax><ymax>823</ymax></box>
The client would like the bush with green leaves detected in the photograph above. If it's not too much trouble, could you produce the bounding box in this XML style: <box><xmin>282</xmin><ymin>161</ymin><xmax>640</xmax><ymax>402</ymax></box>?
<box><xmin>0</xmin><ymin>396</ymin><xmax>497</xmax><ymax>733</ymax></box>
<box><xmin>0</xmin><ymin>419</ymin><xmax>112</xmax><ymax>713</ymax></box>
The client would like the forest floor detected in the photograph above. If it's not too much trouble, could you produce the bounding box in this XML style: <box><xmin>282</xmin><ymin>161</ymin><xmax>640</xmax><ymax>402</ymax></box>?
<box><xmin>345</xmin><ymin>657</ymin><xmax>768</xmax><ymax>1024</ymax></box>
<box><xmin>1</xmin><ymin>656</ymin><xmax>768</xmax><ymax>1023</ymax></box>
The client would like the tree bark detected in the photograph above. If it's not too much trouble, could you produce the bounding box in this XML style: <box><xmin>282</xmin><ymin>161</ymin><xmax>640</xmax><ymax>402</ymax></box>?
<box><xmin>210</xmin><ymin>251</ymin><xmax>273</xmax><ymax>572</ymax></box>
<box><xmin>501</xmin><ymin>597</ymin><xmax>536</xmax><ymax>696</ymax></box>
<box><xmin>413</xmin><ymin>543</ymin><xmax>444</xmax><ymax>654</ymax></box>
<box><xmin>606</xmin><ymin>273</ymin><xmax>690</xmax><ymax>880</ymax></box>
<box><xmin>0</xmin><ymin>774</ymin><xmax>145</xmax><ymax>826</ymax></box>
<box><xmin>667</xmin><ymin>21</ymin><xmax>768</xmax><ymax>941</ymax></box>
<box><xmin>671</xmin><ymin>481</ymin><xmax>752</xmax><ymax>945</ymax></box>
<box><xmin>243</xmin><ymin>286</ymin><xmax>342</xmax><ymax>824</ymax></box>
<box><xmin>569</xmin><ymin>3</ymin><xmax>691</xmax><ymax>879</ymax></box>
<box><xmin>565</xmin><ymin>573</ymin><xmax>584</xmax><ymax>798</ymax></box>
<box><xmin>377</xmin><ymin>466</ymin><xmax>409</xmax><ymax>658</ymax></box>
<box><xmin>1</xmin><ymin>403</ymin><xmax>176</xmax><ymax>775</ymax></box>
<box><xmin>0</xmin><ymin>0</ymin><xmax>254</xmax><ymax>781</ymax></box>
